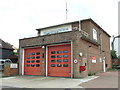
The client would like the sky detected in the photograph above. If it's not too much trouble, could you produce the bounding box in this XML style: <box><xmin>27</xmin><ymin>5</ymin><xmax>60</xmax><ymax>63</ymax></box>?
<box><xmin>0</xmin><ymin>0</ymin><xmax>119</xmax><ymax>50</ymax></box>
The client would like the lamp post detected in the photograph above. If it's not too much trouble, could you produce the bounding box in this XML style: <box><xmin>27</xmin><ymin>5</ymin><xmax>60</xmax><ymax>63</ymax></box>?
<box><xmin>111</xmin><ymin>35</ymin><xmax>120</xmax><ymax>51</ymax></box>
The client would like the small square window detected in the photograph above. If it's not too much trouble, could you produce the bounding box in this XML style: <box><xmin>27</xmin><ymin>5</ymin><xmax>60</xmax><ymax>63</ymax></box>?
<box><xmin>31</xmin><ymin>53</ymin><xmax>35</xmax><ymax>55</ymax></box>
<box><xmin>57</xmin><ymin>60</ymin><xmax>62</xmax><ymax>62</ymax></box>
<box><xmin>36</xmin><ymin>56</ymin><xmax>40</xmax><ymax>59</ymax></box>
<box><xmin>57</xmin><ymin>55</ymin><xmax>62</xmax><ymax>58</ymax></box>
<box><xmin>27</xmin><ymin>61</ymin><xmax>30</xmax><ymax>63</ymax></box>
<box><xmin>36</xmin><ymin>52</ymin><xmax>40</xmax><ymax>55</ymax></box>
<box><xmin>57</xmin><ymin>51</ymin><xmax>62</xmax><ymax>54</ymax></box>
<box><xmin>36</xmin><ymin>60</ymin><xmax>40</xmax><ymax>63</ymax></box>
<box><xmin>63</xmin><ymin>50</ymin><xmax>68</xmax><ymax>53</ymax></box>
<box><xmin>27</xmin><ymin>53</ymin><xmax>31</xmax><ymax>56</ymax></box>
<box><xmin>64</xmin><ymin>55</ymin><xmax>68</xmax><ymax>58</ymax></box>
<box><xmin>63</xmin><ymin>64</ymin><xmax>68</xmax><ymax>67</ymax></box>
<box><xmin>51</xmin><ymin>64</ymin><xmax>55</xmax><ymax>67</ymax></box>
<box><xmin>27</xmin><ymin>57</ymin><xmax>30</xmax><ymax>59</ymax></box>
<box><xmin>26</xmin><ymin>64</ymin><xmax>30</xmax><ymax>67</ymax></box>
<box><xmin>31</xmin><ymin>60</ymin><xmax>35</xmax><ymax>63</ymax></box>
<box><xmin>51</xmin><ymin>56</ymin><xmax>56</xmax><ymax>58</ymax></box>
<box><xmin>63</xmin><ymin>59</ymin><xmax>68</xmax><ymax>62</ymax></box>
<box><xmin>51</xmin><ymin>60</ymin><xmax>55</xmax><ymax>63</ymax></box>
<box><xmin>57</xmin><ymin>64</ymin><xmax>62</xmax><ymax>67</ymax></box>
<box><xmin>51</xmin><ymin>51</ymin><xmax>56</xmax><ymax>54</ymax></box>
<box><xmin>31</xmin><ymin>57</ymin><xmax>35</xmax><ymax>59</ymax></box>
<box><xmin>36</xmin><ymin>64</ymin><xmax>40</xmax><ymax>67</ymax></box>
<box><xmin>31</xmin><ymin>64</ymin><xmax>35</xmax><ymax>67</ymax></box>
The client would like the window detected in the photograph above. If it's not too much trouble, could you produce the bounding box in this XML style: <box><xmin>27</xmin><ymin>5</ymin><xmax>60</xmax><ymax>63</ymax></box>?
<box><xmin>36</xmin><ymin>64</ymin><xmax>40</xmax><ymax>67</ymax></box>
<box><xmin>51</xmin><ymin>51</ymin><xmax>56</xmax><ymax>54</ymax></box>
<box><xmin>36</xmin><ymin>52</ymin><xmax>40</xmax><ymax>55</ymax></box>
<box><xmin>27</xmin><ymin>57</ymin><xmax>30</xmax><ymax>59</ymax></box>
<box><xmin>36</xmin><ymin>56</ymin><xmax>40</xmax><ymax>59</ymax></box>
<box><xmin>31</xmin><ymin>57</ymin><xmax>35</xmax><ymax>59</ymax></box>
<box><xmin>57</xmin><ymin>60</ymin><xmax>62</xmax><ymax>62</ymax></box>
<box><xmin>27</xmin><ymin>61</ymin><xmax>30</xmax><ymax>63</ymax></box>
<box><xmin>26</xmin><ymin>64</ymin><xmax>30</xmax><ymax>67</ymax></box>
<box><xmin>57</xmin><ymin>55</ymin><xmax>62</xmax><ymax>58</ymax></box>
<box><xmin>27</xmin><ymin>53</ymin><xmax>31</xmax><ymax>56</ymax></box>
<box><xmin>93</xmin><ymin>28</ymin><xmax>97</xmax><ymax>41</ymax></box>
<box><xmin>63</xmin><ymin>50</ymin><xmax>68</xmax><ymax>53</ymax></box>
<box><xmin>57</xmin><ymin>64</ymin><xmax>62</xmax><ymax>67</ymax></box>
<box><xmin>57</xmin><ymin>51</ymin><xmax>62</xmax><ymax>54</ymax></box>
<box><xmin>31</xmin><ymin>64</ymin><xmax>35</xmax><ymax>67</ymax></box>
<box><xmin>63</xmin><ymin>59</ymin><xmax>68</xmax><ymax>62</ymax></box>
<box><xmin>63</xmin><ymin>64</ymin><xmax>68</xmax><ymax>67</ymax></box>
<box><xmin>51</xmin><ymin>56</ymin><xmax>56</xmax><ymax>58</ymax></box>
<box><xmin>51</xmin><ymin>64</ymin><xmax>55</xmax><ymax>67</ymax></box>
<box><xmin>36</xmin><ymin>60</ymin><xmax>40</xmax><ymax>63</ymax></box>
<box><xmin>63</xmin><ymin>55</ymin><xmax>68</xmax><ymax>58</ymax></box>
<box><xmin>31</xmin><ymin>60</ymin><xmax>35</xmax><ymax>63</ymax></box>
<box><xmin>51</xmin><ymin>60</ymin><xmax>56</xmax><ymax>63</ymax></box>
<box><xmin>31</xmin><ymin>53</ymin><xmax>35</xmax><ymax>55</ymax></box>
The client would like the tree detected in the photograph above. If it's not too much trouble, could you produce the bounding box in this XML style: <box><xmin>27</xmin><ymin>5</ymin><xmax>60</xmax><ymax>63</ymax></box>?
<box><xmin>111</xmin><ymin>50</ymin><xmax>118</xmax><ymax>59</ymax></box>
<box><xmin>118</xmin><ymin>55</ymin><xmax>120</xmax><ymax>59</ymax></box>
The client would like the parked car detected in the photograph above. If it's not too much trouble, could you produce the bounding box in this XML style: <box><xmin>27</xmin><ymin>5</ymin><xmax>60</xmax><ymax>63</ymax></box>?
<box><xmin>0</xmin><ymin>59</ymin><xmax>12</xmax><ymax>71</ymax></box>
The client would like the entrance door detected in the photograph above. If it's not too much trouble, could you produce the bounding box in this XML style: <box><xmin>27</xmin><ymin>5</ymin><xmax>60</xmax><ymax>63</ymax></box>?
<box><xmin>24</xmin><ymin>47</ymin><xmax>42</xmax><ymax>75</ymax></box>
<box><xmin>48</xmin><ymin>44</ymin><xmax>71</xmax><ymax>77</ymax></box>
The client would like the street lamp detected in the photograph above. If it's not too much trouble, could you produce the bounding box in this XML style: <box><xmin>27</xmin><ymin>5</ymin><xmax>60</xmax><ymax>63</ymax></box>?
<box><xmin>111</xmin><ymin>35</ymin><xmax>120</xmax><ymax>51</ymax></box>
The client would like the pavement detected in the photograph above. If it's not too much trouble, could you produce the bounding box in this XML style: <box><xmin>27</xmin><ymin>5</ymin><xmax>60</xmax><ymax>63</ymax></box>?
<box><xmin>0</xmin><ymin>71</ymin><xmax>118</xmax><ymax>89</ymax></box>
<box><xmin>80</xmin><ymin>71</ymin><xmax>119</xmax><ymax>88</ymax></box>
<box><xmin>0</xmin><ymin>75</ymin><xmax>98</xmax><ymax>88</ymax></box>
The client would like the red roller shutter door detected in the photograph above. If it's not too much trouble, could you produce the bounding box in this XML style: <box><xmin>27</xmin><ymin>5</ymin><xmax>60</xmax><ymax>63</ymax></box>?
<box><xmin>24</xmin><ymin>47</ymin><xmax>42</xmax><ymax>75</ymax></box>
<box><xmin>48</xmin><ymin>44</ymin><xmax>71</xmax><ymax>77</ymax></box>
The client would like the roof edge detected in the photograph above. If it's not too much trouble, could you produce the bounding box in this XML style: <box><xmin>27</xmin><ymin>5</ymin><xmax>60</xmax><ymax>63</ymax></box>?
<box><xmin>80</xmin><ymin>18</ymin><xmax>111</xmax><ymax>37</ymax></box>
<box><xmin>36</xmin><ymin>21</ymin><xmax>79</xmax><ymax>31</ymax></box>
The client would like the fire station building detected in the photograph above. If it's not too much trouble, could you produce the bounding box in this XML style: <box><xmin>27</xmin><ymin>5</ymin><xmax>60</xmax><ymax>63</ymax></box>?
<box><xmin>19</xmin><ymin>18</ymin><xmax>111</xmax><ymax>78</ymax></box>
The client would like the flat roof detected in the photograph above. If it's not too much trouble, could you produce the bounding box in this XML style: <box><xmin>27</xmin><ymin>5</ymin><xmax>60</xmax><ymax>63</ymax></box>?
<box><xmin>36</xmin><ymin>18</ymin><xmax>111</xmax><ymax>37</ymax></box>
<box><xmin>36</xmin><ymin>21</ymin><xmax>79</xmax><ymax>31</ymax></box>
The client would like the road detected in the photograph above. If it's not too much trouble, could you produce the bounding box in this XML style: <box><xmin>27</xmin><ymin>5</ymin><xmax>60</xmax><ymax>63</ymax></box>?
<box><xmin>80</xmin><ymin>71</ymin><xmax>119</xmax><ymax>88</ymax></box>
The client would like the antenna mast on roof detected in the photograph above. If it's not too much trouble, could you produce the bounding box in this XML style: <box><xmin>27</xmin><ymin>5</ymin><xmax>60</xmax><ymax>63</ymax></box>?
<box><xmin>65</xmin><ymin>0</ymin><xmax>68</xmax><ymax>22</ymax></box>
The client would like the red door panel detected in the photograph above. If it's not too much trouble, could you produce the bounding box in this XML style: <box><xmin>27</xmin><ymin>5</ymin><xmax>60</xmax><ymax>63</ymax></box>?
<box><xmin>48</xmin><ymin>44</ymin><xmax>71</xmax><ymax>77</ymax></box>
<box><xmin>24</xmin><ymin>47</ymin><xmax>42</xmax><ymax>75</ymax></box>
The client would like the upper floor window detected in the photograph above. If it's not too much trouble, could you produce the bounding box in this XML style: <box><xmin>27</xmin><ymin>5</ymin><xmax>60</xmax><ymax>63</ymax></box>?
<box><xmin>93</xmin><ymin>28</ymin><xmax>97</xmax><ymax>41</ymax></box>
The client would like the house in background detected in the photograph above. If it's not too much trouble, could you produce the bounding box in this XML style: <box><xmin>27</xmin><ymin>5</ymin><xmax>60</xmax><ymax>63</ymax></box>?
<box><xmin>0</xmin><ymin>39</ymin><xmax>18</xmax><ymax>63</ymax></box>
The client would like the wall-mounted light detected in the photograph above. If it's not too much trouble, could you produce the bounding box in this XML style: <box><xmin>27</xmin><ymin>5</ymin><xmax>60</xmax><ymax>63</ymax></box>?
<box><xmin>42</xmin><ymin>46</ymin><xmax>45</xmax><ymax>48</ymax></box>
<box><xmin>79</xmin><ymin>52</ymin><xmax>83</xmax><ymax>57</ymax></box>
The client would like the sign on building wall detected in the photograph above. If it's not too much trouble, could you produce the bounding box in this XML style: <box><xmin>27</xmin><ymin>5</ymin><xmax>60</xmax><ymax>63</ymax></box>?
<box><xmin>10</xmin><ymin>64</ymin><xmax>18</xmax><ymax>68</ymax></box>
<box><xmin>40</xmin><ymin>24</ymin><xmax>72</xmax><ymax>36</ymax></box>
<box><xmin>99</xmin><ymin>58</ymin><xmax>102</xmax><ymax>62</ymax></box>
<box><xmin>92</xmin><ymin>56</ymin><xmax>96</xmax><ymax>63</ymax></box>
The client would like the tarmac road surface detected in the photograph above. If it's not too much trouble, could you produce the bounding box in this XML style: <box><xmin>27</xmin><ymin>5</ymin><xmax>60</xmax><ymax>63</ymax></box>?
<box><xmin>80</xmin><ymin>71</ymin><xmax>119</xmax><ymax>88</ymax></box>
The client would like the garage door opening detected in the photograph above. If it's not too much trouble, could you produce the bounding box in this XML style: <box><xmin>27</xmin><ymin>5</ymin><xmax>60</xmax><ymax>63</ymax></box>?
<box><xmin>24</xmin><ymin>47</ymin><xmax>42</xmax><ymax>75</ymax></box>
<box><xmin>48</xmin><ymin>44</ymin><xmax>71</xmax><ymax>77</ymax></box>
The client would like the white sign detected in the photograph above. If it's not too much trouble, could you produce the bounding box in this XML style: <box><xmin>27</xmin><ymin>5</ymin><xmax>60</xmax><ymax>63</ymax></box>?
<box><xmin>74</xmin><ymin>59</ymin><xmax>78</xmax><ymax>64</ymax></box>
<box><xmin>92</xmin><ymin>56</ymin><xmax>96</xmax><ymax>63</ymax></box>
<box><xmin>92</xmin><ymin>60</ymin><xmax>96</xmax><ymax>63</ymax></box>
<box><xmin>41</xmin><ymin>24</ymin><xmax>72</xmax><ymax>36</ymax></box>
<box><xmin>99</xmin><ymin>58</ymin><xmax>102</xmax><ymax>62</ymax></box>
<box><xmin>10</xmin><ymin>64</ymin><xmax>18</xmax><ymax>68</ymax></box>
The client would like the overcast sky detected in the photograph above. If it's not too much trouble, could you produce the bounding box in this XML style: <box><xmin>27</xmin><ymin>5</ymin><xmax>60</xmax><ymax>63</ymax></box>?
<box><xmin>0</xmin><ymin>0</ymin><xmax>119</xmax><ymax>49</ymax></box>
